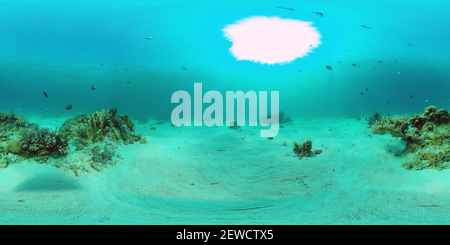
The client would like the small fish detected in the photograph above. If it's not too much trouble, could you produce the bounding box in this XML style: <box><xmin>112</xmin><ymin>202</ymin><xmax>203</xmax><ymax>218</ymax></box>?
<box><xmin>115</xmin><ymin>70</ymin><xmax>120</xmax><ymax>73</ymax></box>
<box><xmin>395</xmin><ymin>60</ymin><xmax>397</xmax><ymax>62</ymax></box>
<box><xmin>408</xmin><ymin>43</ymin><xmax>412</xmax><ymax>46</ymax></box>
<box><xmin>101</xmin><ymin>64</ymin><xmax>103</xmax><ymax>66</ymax></box>
<box><xmin>373</xmin><ymin>68</ymin><xmax>376</xmax><ymax>70</ymax></box>
<box><xmin>365</xmin><ymin>88</ymin><xmax>369</xmax><ymax>91</ymax></box>
<box><xmin>361</xmin><ymin>92</ymin><xmax>363</xmax><ymax>95</ymax></box>
<box><xmin>361</xmin><ymin>25</ymin><xmax>372</xmax><ymax>29</ymax></box>
<box><xmin>341</xmin><ymin>22</ymin><xmax>347</xmax><ymax>25</ymax></box>
<box><xmin>143</xmin><ymin>36</ymin><xmax>153</xmax><ymax>40</ymax></box>
<box><xmin>410</xmin><ymin>95</ymin><xmax>413</xmax><ymax>98</ymax></box>
<box><xmin>311</xmin><ymin>12</ymin><xmax>323</xmax><ymax>17</ymax></box>
<box><xmin>297</xmin><ymin>70</ymin><xmax>301</xmax><ymax>72</ymax></box>
<box><xmin>337</xmin><ymin>61</ymin><xmax>340</xmax><ymax>63</ymax></box>
<box><xmin>43</xmin><ymin>91</ymin><xmax>48</xmax><ymax>98</ymax></box>
<box><xmin>276</xmin><ymin>7</ymin><xmax>295</xmax><ymax>11</ymax></box>
<box><xmin>351</xmin><ymin>63</ymin><xmax>357</xmax><ymax>66</ymax></box>
<box><xmin>127</xmin><ymin>81</ymin><xmax>130</xmax><ymax>84</ymax></box>
<box><xmin>65</xmin><ymin>104</ymin><xmax>73</xmax><ymax>110</ymax></box>
<box><xmin>387</xmin><ymin>102</ymin><xmax>389</xmax><ymax>105</ymax></box>
<box><xmin>182</xmin><ymin>67</ymin><xmax>187</xmax><ymax>70</ymax></box>
<box><xmin>326</xmin><ymin>65</ymin><xmax>333</xmax><ymax>70</ymax></box>
<box><xmin>91</xmin><ymin>85</ymin><xmax>97</xmax><ymax>90</ymax></box>
<box><xmin>439</xmin><ymin>81</ymin><xmax>441</xmax><ymax>84</ymax></box>
<box><xmin>383</xmin><ymin>35</ymin><xmax>389</xmax><ymax>37</ymax></box>
<box><xmin>379</xmin><ymin>61</ymin><xmax>383</xmax><ymax>63</ymax></box>
<box><xmin>125</xmin><ymin>68</ymin><xmax>128</xmax><ymax>72</ymax></box>
<box><xmin>425</xmin><ymin>99</ymin><xmax>429</xmax><ymax>103</ymax></box>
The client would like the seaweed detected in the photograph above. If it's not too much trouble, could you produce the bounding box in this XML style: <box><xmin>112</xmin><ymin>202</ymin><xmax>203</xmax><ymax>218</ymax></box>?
<box><xmin>293</xmin><ymin>140</ymin><xmax>313</xmax><ymax>158</ymax></box>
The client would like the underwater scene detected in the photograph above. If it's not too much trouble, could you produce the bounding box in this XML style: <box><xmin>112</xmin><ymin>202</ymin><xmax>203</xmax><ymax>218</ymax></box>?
<box><xmin>1</xmin><ymin>0</ymin><xmax>450</xmax><ymax>225</ymax></box>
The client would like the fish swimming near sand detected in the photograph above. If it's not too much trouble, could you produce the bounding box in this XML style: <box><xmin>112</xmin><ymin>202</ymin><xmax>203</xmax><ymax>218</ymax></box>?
<box><xmin>43</xmin><ymin>91</ymin><xmax>48</xmax><ymax>98</ymax></box>
<box><xmin>275</xmin><ymin>7</ymin><xmax>295</xmax><ymax>11</ymax></box>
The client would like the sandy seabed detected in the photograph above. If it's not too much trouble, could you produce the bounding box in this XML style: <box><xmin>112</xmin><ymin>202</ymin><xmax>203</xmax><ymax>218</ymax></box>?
<box><xmin>1</xmin><ymin>116</ymin><xmax>450</xmax><ymax>225</ymax></box>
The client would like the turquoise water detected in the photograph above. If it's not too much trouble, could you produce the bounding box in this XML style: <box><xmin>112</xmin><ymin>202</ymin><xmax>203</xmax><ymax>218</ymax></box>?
<box><xmin>2</xmin><ymin>0</ymin><xmax>450</xmax><ymax>225</ymax></box>
<box><xmin>2</xmin><ymin>0</ymin><xmax>449</xmax><ymax>119</ymax></box>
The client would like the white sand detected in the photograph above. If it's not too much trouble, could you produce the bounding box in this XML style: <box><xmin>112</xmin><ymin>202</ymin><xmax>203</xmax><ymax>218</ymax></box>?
<box><xmin>1</xmin><ymin>117</ymin><xmax>450</xmax><ymax>224</ymax></box>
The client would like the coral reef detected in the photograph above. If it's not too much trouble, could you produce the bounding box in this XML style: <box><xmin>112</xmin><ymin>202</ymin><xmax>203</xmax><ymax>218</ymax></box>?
<box><xmin>293</xmin><ymin>140</ymin><xmax>313</xmax><ymax>158</ymax></box>
<box><xmin>0</xmin><ymin>108</ymin><xmax>145</xmax><ymax>172</ymax></box>
<box><xmin>368</xmin><ymin>112</ymin><xmax>383</xmax><ymax>126</ymax></box>
<box><xmin>60</xmin><ymin>107</ymin><xmax>146</xmax><ymax>145</ymax></box>
<box><xmin>371</xmin><ymin>106</ymin><xmax>450</xmax><ymax>170</ymax></box>
<box><xmin>370</xmin><ymin>115</ymin><xmax>411</xmax><ymax>140</ymax></box>
<box><xmin>19</xmin><ymin>126</ymin><xmax>69</xmax><ymax>157</ymax></box>
<box><xmin>90</xmin><ymin>143</ymin><xmax>117</xmax><ymax>171</ymax></box>
<box><xmin>0</xmin><ymin>111</ymin><xmax>31</xmax><ymax>130</ymax></box>
<box><xmin>0</xmin><ymin>151</ymin><xmax>20</xmax><ymax>168</ymax></box>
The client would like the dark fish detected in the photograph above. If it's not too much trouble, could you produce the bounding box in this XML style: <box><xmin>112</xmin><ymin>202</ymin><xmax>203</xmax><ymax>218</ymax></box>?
<box><xmin>297</xmin><ymin>70</ymin><xmax>301</xmax><ymax>72</ymax></box>
<box><xmin>387</xmin><ymin>102</ymin><xmax>390</xmax><ymax>105</ymax></box>
<box><xmin>410</xmin><ymin>95</ymin><xmax>413</xmax><ymax>98</ymax></box>
<box><xmin>360</xmin><ymin>92</ymin><xmax>363</xmax><ymax>95</ymax></box>
<box><xmin>379</xmin><ymin>61</ymin><xmax>383</xmax><ymax>63</ymax></box>
<box><xmin>439</xmin><ymin>81</ymin><xmax>441</xmax><ymax>84</ymax></box>
<box><xmin>365</xmin><ymin>88</ymin><xmax>369</xmax><ymax>91</ymax></box>
<box><xmin>43</xmin><ymin>91</ymin><xmax>48</xmax><ymax>98</ymax></box>
<box><xmin>361</xmin><ymin>25</ymin><xmax>372</xmax><ymax>29</ymax></box>
<box><xmin>125</xmin><ymin>68</ymin><xmax>128</xmax><ymax>72</ymax></box>
<box><xmin>182</xmin><ymin>67</ymin><xmax>187</xmax><ymax>70</ymax></box>
<box><xmin>351</xmin><ymin>63</ymin><xmax>357</xmax><ymax>66</ymax></box>
<box><xmin>408</xmin><ymin>43</ymin><xmax>412</xmax><ymax>46</ymax></box>
<box><xmin>127</xmin><ymin>81</ymin><xmax>130</xmax><ymax>84</ymax></box>
<box><xmin>65</xmin><ymin>104</ymin><xmax>73</xmax><ymax>110</ymax></box>
<box><xmin>276</xmin><ymin>7</ymin><xmax>295</xmax><ymax>11</ymax></box>
<box><xmin>395</xmin><ymin>60</ymin><xmax>397</xmax><ymax>62</ymax></box>
<box><xmin>91</xmin><ymin>85</ymin><xmax>97</xmax><ymax>90</ymax></box>
<box><xmin>337</xmin><ymin>60</ymin><xmax>340</xmax><ymax>63</ymax></box>
<box><xmin>143</xmin><ymin>36</ymin><xmax>153</xmax><ymax>40</ymax></box>
<box><xmin>357</xmin><ymin>117</ymin><xmax>361</xmax><ymax>121</ymax></box>
<box><xmin>326</xmin><ymin>65</ymin><xmax>333</xmax><ymax>70</ymax></box>
<box><xmin>315</xmin><ymin>12</ymin><xmax>324</xmax><ymax>17</ymax></box>
<box><xmin>101</xmin><ymin>64</ymin><xmax>103</xmax><ymax>66</ymax></box>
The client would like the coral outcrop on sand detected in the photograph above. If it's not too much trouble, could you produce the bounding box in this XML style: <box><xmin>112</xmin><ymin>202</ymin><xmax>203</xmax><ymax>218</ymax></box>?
<box><xmin>19</xmin><ymin>126</ymin><xmax>70</xmax><ymax>158</ymax></box>
<box><xmin>368</xmin><ymin>112</ymin><xmax>383</xmax><ymax>126</ymax></box>
<box><xmin>0</xmin><ymin>108</ymin><xmax>146</xmax><ymax>173</ymax></box>
<box><xmin>59</xmin><ymin>108</ymin><xmax>146</xmax><ymax>145</ymax></box>
<box><xmin>371</xmin><ymin>106</ymin><xmax>450</xmax><ymax>170</ymax></box>
<box><xmin>293</xmin><ymin>140</ymin><xmax>313</xmax><ymax>159</ymax></box>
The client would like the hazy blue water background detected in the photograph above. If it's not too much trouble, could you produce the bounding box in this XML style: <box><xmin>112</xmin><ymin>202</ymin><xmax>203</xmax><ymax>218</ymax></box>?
<box><xmin>1</xmin><ymin>0</ymin><xmax>450</xmax><ymax>121</ymax></box>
